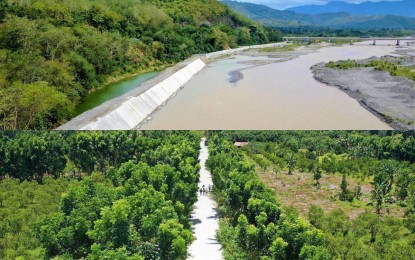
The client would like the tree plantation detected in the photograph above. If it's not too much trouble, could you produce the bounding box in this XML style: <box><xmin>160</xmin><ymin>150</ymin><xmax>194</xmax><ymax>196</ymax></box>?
<box><xmin>209</xmin><ymin>131</ymin><xmax>415</xmax><ymax>259</ymax></box>
<box><xmin>0</xmin><ymin>0</ymin><xmax>279</xmax><ymax>130</ymax></box>
<box><xmin>0</xmin><ymin>131</ymin><xmax>202</xmax><ymax>259</ymax></box>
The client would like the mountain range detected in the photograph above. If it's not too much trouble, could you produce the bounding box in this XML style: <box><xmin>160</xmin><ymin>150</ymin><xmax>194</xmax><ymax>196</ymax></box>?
<box><xmin>287</xmin><ymin>0</ymin><xmax>415</xmax><ymax>18</ymax></box>
<box><xmin>222</xmin><ymin>0</ymin><xmax>415</xmax><ymax>29</ymax></box>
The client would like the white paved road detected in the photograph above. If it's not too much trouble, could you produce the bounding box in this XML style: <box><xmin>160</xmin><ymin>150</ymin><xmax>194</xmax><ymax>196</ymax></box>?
<box><xmin>187</xmin><ymin>138</ymin><xmax>223</xmax><ymax>260</ymax></box>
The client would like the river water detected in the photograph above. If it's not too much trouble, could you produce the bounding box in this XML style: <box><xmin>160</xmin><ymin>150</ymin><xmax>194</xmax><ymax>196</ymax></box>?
<box><xmin>141</xmin><ymin>41</ymin><xmax>414</xmax><ymax>130</ymax></box>
<box><xmin>75</xmin><ymin>71</ymin><xmax>159</xmax><ymax>116</ymax></box>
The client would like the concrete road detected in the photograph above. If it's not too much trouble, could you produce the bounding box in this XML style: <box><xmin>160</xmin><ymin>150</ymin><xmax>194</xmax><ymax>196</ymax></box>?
<box><xmin>187</xmin><ymin>138</ymin><xmax>223</xmax><ymax>260</ymax></box>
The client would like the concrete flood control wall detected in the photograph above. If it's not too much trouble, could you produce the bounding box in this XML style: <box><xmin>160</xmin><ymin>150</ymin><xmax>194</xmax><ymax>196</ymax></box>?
<box><xmin>58</xmin><ymin>43</ymin><xmax>285</xmax><ymax>130</ymax></box>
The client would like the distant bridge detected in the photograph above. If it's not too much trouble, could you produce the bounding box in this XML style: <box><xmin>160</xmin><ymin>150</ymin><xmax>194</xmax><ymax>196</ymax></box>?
<box><xmin>283</xmin><ymin>37</ymin><xmax>415</xmax><ymax>46</ymax></box>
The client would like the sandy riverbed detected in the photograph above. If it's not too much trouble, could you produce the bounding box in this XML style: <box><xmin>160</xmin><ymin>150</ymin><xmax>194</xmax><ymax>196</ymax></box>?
<box><xmin>141</xmin><ymin>40</ymin><xmax>414</xmax><ymax>130</ymax></box>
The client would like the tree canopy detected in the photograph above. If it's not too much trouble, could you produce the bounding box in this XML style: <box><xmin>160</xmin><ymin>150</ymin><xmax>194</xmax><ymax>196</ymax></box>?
<box><xmin>0</xmin><ymin>131</ymin><xmax>202</xmax><ymax>259</ymax></box>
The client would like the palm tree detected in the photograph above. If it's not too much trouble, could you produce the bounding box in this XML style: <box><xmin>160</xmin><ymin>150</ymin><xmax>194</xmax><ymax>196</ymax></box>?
<box><xmin>380</xmin><ymin>160</ymin><xmax>401</xmax><ymax>196</ymax></box>
<box><xmin>285</xmin><ymin>153</ymin><xmax>297</xmax><ymax>175</ymax></box>
<box><xmin>273</xmin><ymin>166</ymin><xmax>281</xmax><ymax>179</ymax></box>
<box><xmin>370</xmin><ymin>160</ymin><xmax>400</xmax><ymax>215</ymax></box>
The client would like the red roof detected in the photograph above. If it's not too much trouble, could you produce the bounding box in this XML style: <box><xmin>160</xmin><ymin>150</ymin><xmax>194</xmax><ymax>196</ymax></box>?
<box><xmin>234</xmin><ymin>142</ymin><xmax>249</xmax><ymax>147</ymax></box>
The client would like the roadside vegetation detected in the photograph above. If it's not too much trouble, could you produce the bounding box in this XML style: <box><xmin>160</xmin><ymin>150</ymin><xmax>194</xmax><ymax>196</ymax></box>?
<box><xmin>0</xmin><ymin>131</ymin><xmax>202</xmax><ymax>259</ymax></box>
<box><xmin>0</xmin><ymin>0</ymin><xmax>281</xmax><ymax>130</ymax></box>
<box><xmin>326</xmin><ymin>58</ymin><xmax>415</xmax><ymax>80</ymax></box>
<box><xmin>209</xmin><ymin>131</ymin><xmax>415</xmax><ymax>259</ymax></box>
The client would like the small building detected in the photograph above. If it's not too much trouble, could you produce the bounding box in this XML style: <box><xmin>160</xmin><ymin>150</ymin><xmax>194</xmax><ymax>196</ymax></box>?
<box><xmin>234</xmin><ymin>141</ymin><xmax>249</xmax><ymax>148</ymax></box>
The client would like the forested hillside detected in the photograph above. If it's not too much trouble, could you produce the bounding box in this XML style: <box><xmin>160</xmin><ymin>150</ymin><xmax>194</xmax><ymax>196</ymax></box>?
<box><xmin>287</xmin><ymin>0</ymin><xmax>415</xmax><ymax>18</ymax></box>
<box><xmin>0</xmin><ymin>0</ymin><xmax>272</xmax><ymax>130</ymax></box>
<box><xmin>222</xmin><ymin>0</ymin><xmax>415</xmax><ymax>29</ymax></box>
<box><xmin>0</xmin><ymin>131</ymin><xmax>202</xmax><ymax>259</ymax></box>
<box><xmin>208</xmin><ymin>131</ymin><xmax>415</xmax><ymax>259</ymax></box>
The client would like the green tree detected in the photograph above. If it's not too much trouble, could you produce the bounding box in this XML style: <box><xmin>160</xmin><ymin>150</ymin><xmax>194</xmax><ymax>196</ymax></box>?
<box><xmin>285</xmin><ymin>153</ymin><xmax>297</xmax><ymax>175</ymax></box>
<box><xmin>269</xmin><ymin>237</ymin><xmax>288</xmax><ymax>259</ymax></box>
<box><xmin>371</xmin><ymin>160</ymin><xmax>401</xmax><ymax>214</ymax></box>
<box><xmin>313</xmin><ymin>165</ymin><xmax>322</xmax><ymax>187</ymax></box>
<box><xmin>1</xmin><ymin>82</ymin><xmax>73</xmax><ymax>129</ymax></box>
<box><xmin>354</xmin><ymin>183</ymin><xmax>362</xmax><ymax>200</ymax></box>
<box><xmin>339</xmin><ymin>174</ymin><xmax>353</xmax><ymax>202</ymax></box>
<box><xmin>157</xmin><ymin>219</ymin><xmax>192</xmax><ymax>260</ymax></box>
<box><xmin>308</xmin><ymin>205</ymin><xmax>325</xmax><ymax>230</ymax></box>
<box><xmin>88</xmin><ymin>199</ymin><xmax>131</xmax><ymax>249</ymax></box>
<box><xmin>68</xmin><ymin>133</ymin><xmax>96</xmax><ymax>175</ymax></box>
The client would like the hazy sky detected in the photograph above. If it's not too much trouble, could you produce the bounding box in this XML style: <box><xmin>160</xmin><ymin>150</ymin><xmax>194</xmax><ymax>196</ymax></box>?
<box><xmin>235</xmin><ymin>0</ymin><xmax>401</xmax><ymax>10</ymax></box>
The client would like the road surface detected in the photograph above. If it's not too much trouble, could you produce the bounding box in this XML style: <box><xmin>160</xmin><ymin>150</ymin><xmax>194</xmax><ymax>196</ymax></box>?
<box><xmin>187</xmin><ymin>138</ymin><xmax>223</xmax><ymax>260</ymax></box>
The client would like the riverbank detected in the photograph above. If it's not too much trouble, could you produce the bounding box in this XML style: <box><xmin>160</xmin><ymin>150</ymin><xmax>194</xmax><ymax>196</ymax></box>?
<box><xmin>74</xmin><ymin>71</ymin><xmax>160</xmax><ymax>116</ymax></box>
<box><xmin>312</xmin><ymin>56</ymin><xmax>415</xmax><ymax>130</ymax></box>
<box><xmin>72</xmin><ymin>63</ymin><xmax>174</xmax><ymax>116</ymax></box>
<box><xmin>103</xmin><ymin>63</ymin><xmax>173</xmax><ymax>86</ymax></box>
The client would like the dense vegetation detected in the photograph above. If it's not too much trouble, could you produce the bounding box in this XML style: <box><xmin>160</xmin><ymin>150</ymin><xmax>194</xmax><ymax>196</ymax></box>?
<box><xmin>0</xmin><ymin>131</ymin><xmax>202</xmax><ymax>259</ymax></box>
<box><xmin>0</xmin><ymin>0</ymin><xmax>275</xmax><ymax>130</ymax></box>
<box><xmin>206</xmin><ymin>134</ymin><xmax>330</xmax><ymax>259</ymax></box>
<box><xmin>214</xmin><ymin>131</ymin><xmax>415</xmax><ymax>259</ymax></box>
<box><xmin>326</xmin><ymin>58</ymin><xmax>415</xmax><ymax>81</ymax></box>
<box><xmin>0</xmin><ymin>177</ymin><xmax>70</xmax><ymax>259</ymax></box>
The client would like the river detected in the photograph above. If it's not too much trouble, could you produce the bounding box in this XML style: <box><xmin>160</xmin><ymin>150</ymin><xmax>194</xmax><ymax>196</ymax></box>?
<box><xmin>141</xmin><ymin>41</ymin><xmax>414</xmax><ymax>130</ymax></box>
